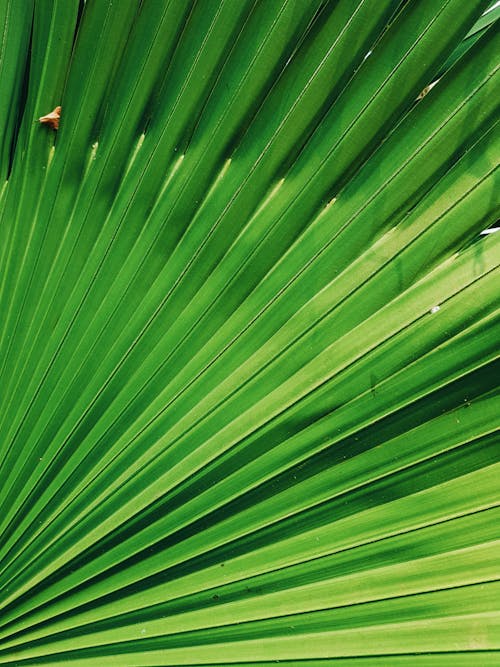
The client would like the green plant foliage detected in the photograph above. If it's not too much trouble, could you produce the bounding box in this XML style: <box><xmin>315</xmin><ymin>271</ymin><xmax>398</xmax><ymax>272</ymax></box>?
<box><xmin>0</xmin><ymin>0</ymin><xmax>499</xmax><ymax>664</ymax></box>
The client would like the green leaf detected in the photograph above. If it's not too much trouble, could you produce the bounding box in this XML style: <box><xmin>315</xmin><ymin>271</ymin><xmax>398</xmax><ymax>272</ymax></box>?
<box><xmin>0</xmin><ymin>0</ymin><xmax>498</xmax><ymax>664</ymax></box>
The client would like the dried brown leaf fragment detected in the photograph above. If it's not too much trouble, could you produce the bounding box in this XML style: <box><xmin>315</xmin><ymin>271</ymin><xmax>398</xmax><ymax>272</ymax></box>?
<box><xmin>38</xmin><ymin>106</ymin><xmax>61</xmax><ymax>130</ymax></box>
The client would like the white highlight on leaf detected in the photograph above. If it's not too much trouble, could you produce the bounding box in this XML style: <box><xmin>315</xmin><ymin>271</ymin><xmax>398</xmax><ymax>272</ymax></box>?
<box><xmin>47</xmin><ymin>145</ymin><xmax>56</xmax><ymax>170</ymax></box>
<box><xmin>90</xmin><ymin>141</ymin><xmax>99</xmax><ymax>159</ymax></box>
<box><xmin>123</xmin><ymin>133</ymin><xmax>146</xmax><ymax>178</ymax></box>
<box><xmin>156</xmin><ymin>153</ymin><xmax>185</xmax><ymax>202</ymax></box>
<box><xmin>485</xmin><ymin>1</ymin><xmax>500</xmax><ymax>14</ymax></box>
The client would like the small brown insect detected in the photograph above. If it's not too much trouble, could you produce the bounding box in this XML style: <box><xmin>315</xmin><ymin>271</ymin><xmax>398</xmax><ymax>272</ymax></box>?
<box><xmin>38</xmin><ymin>106</ymin><xmax>61</xmax><ymax>130</ymax></box>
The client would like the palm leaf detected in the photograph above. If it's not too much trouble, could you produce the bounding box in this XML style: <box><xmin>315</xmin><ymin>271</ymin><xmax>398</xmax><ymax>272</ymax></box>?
<box><xmin>0</xmin><ymin>0</ymin><xmax>499</xmax><ymax>664</ymax></box>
